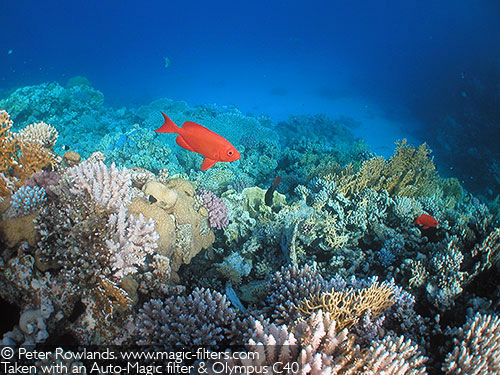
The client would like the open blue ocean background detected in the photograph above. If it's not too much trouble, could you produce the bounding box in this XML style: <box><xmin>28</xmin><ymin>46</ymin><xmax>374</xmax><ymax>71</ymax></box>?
<box><xmin>2</xmin><ymin>0</ymin><xmax>499</xmax><ymax>193</ymax></box>
<box><xmin>2</xmin><ymin>1</ymin><xmax>499</xmax><ymax>191</ymax></box>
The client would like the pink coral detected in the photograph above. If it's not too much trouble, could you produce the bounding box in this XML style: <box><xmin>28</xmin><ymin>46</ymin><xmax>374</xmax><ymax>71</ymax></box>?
<box><xmin>197</xmin><ymin>189</ymin><xmax>229</xmax><ymax>229</ymax></box>
<box><xmin>24</xmin><ymin>171</ymin><xmax>60</xmax><ymax>198</ymax></box>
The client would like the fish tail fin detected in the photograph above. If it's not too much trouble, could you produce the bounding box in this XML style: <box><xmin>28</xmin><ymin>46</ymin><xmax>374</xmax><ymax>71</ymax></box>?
<box><xmin>155</xmin><ymin>112</ymin><xmax>179</xmax><ymax>133</ymax></box>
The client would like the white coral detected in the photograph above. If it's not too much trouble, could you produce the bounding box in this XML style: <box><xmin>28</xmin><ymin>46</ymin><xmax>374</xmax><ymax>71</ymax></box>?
<box><xmin>106</xmin><ymin>205</ymin><xmax>159</xmax><ymax>279</ymax></box>
<box><xmin>64</xmin><ymin>160</ymin><xmax>131</xmax><ymax>211</ymax></box>
<box><xmin>443</xmin><ymin>313</ymin><xmax>500</xmax><ymax>374</ymax></box>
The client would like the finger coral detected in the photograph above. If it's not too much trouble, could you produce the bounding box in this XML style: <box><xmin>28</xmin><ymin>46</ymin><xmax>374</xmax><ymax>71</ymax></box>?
<box><xmin>443</xmin><ymin>313</ymin><xmax>500</xmax><ymax>374</ymax></box>
<box><xmin>17</xmin><ymin>121</ymin><xmax>59</xmax><ymax>148</ymax></box>
<box><xmin>60</xmin><ymin>160</ymin><xmax>131</xmax><ymax>212</ymax></box>
<box><xmin>135</xmin><ymin>287</ymin><xmax>240</xmax><ymax>347</ymax></box>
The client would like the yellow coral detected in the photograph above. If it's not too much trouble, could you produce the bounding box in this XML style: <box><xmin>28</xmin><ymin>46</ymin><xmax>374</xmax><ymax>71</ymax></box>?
<box><xmin>328</xmin><ymin>140</ymin><xmax>439</xmax><ymax>199</ymax></box>
<box><xmin>14</xmin><ymin>140</ymin><xmax>58</xmax><ymax>184</ymax></box>
<box><xmin>298</xmin><ymin>282</ymin><xmax>395</xmax><ymax>331</ymax></box>
<box><xmin>0</xmin><ymin>111</ymin><xmax>59</xmax><ymax>193</ymax></box>
<box><xmin>17</xmin><ymin>121</ymin><xmax>58</xmax><ymax>148</ymax></box>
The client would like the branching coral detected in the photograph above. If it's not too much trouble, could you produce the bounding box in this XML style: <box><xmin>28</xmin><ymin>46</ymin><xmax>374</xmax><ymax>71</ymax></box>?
<box><xmin>360</xmin><ymin>335</ymin><xmax>428</xmax><ymax>375</ymax></box>
<box><xmin>202</xmin><ymin>312</ymin><xmax>427</xmax><ymax>375</ymax></box>
<box><xmin>443</xmin><ymin>313</ymin><xmax>500</xmax><ymax>374</ymax></box>
<box><xmin>0</xmin><ymin>111</ymin><xmax>60</xmax><ymax>194</ymax></box>
<box><xmin>293</xmin><ymin>310</ymin><xmax>364</xmax><ymax>373</ymax></box>
<box><xmin>135</xmin><ymin>287</ymin><xmax>241</xmax><ymax>347</ymax></box>
<box><xmin>298</xmin><ymin>281</ymin><xmax>396</xmax><ymax>331</ymax></box>
<box><xmin>61</xmin><ymin>160</ymin><xmax>131</xmax><ymax>212</ymax></box>
<box><xmin>265</xmin><ymin>265</ymin><xmax>328</xmax><ymax>324</ymax></box>
<box><xmin>0</xmin><ymin>110</ymin><xmax>19</xmax><ymax>195</ymax></box>
<box><xmin>106</xmin><ymin>205</ymin><xmax>159</xmax><ymax>279</ymax></box>
<box><xmin>469</xmin><ymin>227</ymin><xmax>500</xmax><ymax>278</ymax></box>
<box><xmin>7</xmin><ymin>185</ymin><xmax>46</xmax><ymax>217</ymax></box>
<box><xmin>330</xmin><ymin>140</ymin><xmax>439</xmax><ymax>199</ymax></box>
<box><xmin>15</xmin><ymin>139</ymin><xmax>58</xmax><ymax>183</ymax></box>
<box><xmin>17</xmin><ymin>121</ymin><xmax>59</xmax><ymax>148</ymax></box>
<box><xmin>197</xmin><ymin>189</ymin><xmax>229</xmax><ymax>229</ymax></box>
<box><xmin>36</xmin><ymin>160</ymin><xmax>153</xmax><ymax>283</ymax></box>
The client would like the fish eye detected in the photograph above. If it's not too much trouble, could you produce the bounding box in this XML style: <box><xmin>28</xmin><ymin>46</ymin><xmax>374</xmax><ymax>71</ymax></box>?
<box><xmin>227</xmin><ymin>150</ymin><xmax>234</xmax><ymax>156</ymax></box>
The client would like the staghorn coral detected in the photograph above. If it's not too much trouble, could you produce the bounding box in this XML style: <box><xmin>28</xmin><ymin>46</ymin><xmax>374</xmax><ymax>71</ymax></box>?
<box><xmin>135</xmin><ymin>287</ymin><xmax>241</xmax><ymax>347</ymax></box>
<box><xmin>298</xmin><ymin>281</ymin><xmax>396</xmax><ymax>331</ymax></box>
<box><xmin>36</xmin><ymin>160</ymin><xmax>157</xmax><ymax>284</ymax></box>
<box><xmin>443</xmin><ymin>313</ymin><xmax>500</xmax><ymax>374</ymax></box>
<box><xmin>293</xmin><ymin>310</ymin><xmax>364</xmax><ymax>373</ymax></box>
<box><xmin>203</xmin><ymin>312</ymin><xmax>427</xmax><ymax>375</ymax></box>
<box><xmin>201</xmin><ymin>319</ymin><xmax>304</xmax><ymax>375</ymax></box>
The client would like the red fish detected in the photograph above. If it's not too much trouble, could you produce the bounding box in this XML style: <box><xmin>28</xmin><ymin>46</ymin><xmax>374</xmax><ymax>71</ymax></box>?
<box><xmin>415</xmin><ymin>214</ymin><xmax>439</xmax><ymax>230</ymax></box>
<box><xmin>155</xmin><ymin>112</ymin><xmax>241</xmax><ymax>170</ymax></box>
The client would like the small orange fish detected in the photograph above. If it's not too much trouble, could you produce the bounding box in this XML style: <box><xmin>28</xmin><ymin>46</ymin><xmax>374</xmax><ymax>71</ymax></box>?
<box><xmin>415</xmin><ymin>213</ymin><xmax>439</xmax><ymax>230</ymax></box>
<box><xmin>155</xmin><ymin>112</ymin><xmax>241</xmax><ymax>170</ymax></box>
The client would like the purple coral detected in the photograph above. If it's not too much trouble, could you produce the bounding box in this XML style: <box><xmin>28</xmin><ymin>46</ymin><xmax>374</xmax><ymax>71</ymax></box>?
<box><xmin>197</xmin><ymin>189</ymin><xmax>229</xmax><ymax>229</ymax></box>
<box><xmin>24</xmin><ymin>171</ymin><xmax>60</xmax><ymax>198</ymax></box>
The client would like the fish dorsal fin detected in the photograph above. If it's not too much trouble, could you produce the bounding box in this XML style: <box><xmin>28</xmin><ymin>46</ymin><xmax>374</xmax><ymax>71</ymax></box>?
<box><xmin>176</xmin><ymin>136</ymin><xmax>196</xmax><ymax>152</ymax></box>
<box><xmin>201</xmin><ymin>157</ymin><xmax>217</xmax><ymax>170</ymax></box>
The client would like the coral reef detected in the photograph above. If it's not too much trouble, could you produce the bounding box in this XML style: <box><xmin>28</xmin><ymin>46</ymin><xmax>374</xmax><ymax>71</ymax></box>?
<box><xmin>1</xmin><ymin>90</ymin><xmax>500</xmax><ymax>375</ymax></box>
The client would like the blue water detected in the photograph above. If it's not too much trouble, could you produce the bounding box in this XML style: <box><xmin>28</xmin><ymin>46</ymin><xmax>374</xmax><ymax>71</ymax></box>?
<box><xmin>2</xmin><ymin>0</ymin><xmax>500</xmax><ymax>194</ymax></box>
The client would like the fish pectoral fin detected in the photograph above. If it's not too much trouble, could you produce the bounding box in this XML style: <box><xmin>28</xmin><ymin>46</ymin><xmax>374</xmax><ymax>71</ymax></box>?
<box><xmin>175</xmin><ymin>136</ymin><xmax>196</xmax><ymax>152</ymax></box>
<box><xmin>423</xmin><ymin>225</ymin><xmax>430</xmax><ymax>230</ymax></box>
<box><xmin>201</xmin><ymin>157</ymin><xmax>217</xmax><ymax>170</ymax></box>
